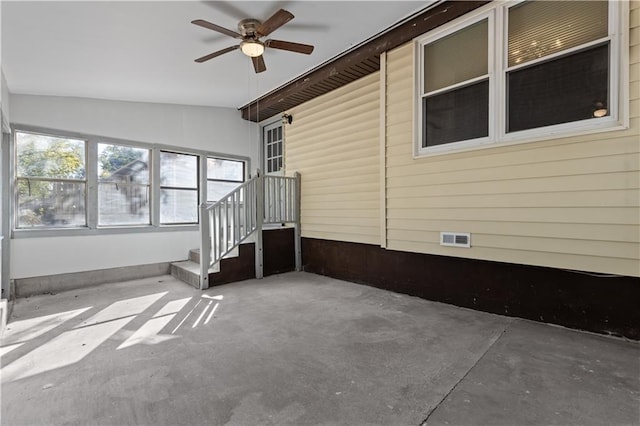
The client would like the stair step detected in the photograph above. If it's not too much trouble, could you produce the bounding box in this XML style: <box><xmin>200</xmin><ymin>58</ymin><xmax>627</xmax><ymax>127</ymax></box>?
<box><xmin>170</xmin><ymin>260</ymin><xmax>220</xmax><ymax>288</ymax></box>
<box><xmin>174</xmin><ymin>246</ymin><xmax>240</xmax><ymax>288</ymax></box>
<box><xmin>188</xmin><ymin>247</ymin><xmax>240</xmax><ymax>264</ymax></box>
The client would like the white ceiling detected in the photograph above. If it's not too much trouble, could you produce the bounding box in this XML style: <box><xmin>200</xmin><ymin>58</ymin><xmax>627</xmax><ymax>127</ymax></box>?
<box><xmin>2</xmin><ymin>1</ymin><xmax>429</xmax><ymax>109</ymax></box>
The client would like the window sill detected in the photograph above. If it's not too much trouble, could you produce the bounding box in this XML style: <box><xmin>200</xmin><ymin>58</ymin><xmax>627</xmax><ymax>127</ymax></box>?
<box><xmin>414</xmin><ymin>118</ymin><xmax>628</xmax><ymax>159</ymax></box>
<box><xmin>12</xmin><ymin>224</ymin><xmax>199</xmax><ymax>239</ymax></box>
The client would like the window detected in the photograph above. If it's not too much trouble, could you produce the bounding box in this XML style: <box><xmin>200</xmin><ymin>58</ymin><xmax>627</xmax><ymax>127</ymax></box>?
<box><xmin>12</xmin><ymin>127</ymin><xmax>246</xmax><ymax>234</ymax></box>
<box><xmin>206</xmin><ymin>157</ymin><xmax>244</xmax><ymax>202</ymax></box>
<box><xmin>15</xmin><ymin>131</ymin><xmax>86</xmax><ymax>228</ymax></box>
<box><xmin>98</xmin><ymin>143</ymin><xmax>150</xmax><ymax>226</ymax></box>
<box><xmin>159</xmin><ymin>151</ymin><xmax>198</xmax><ymax>225</ymax></box>
<box><xmin>422</xmin><ymin>18</ymin><xmax>490</xmax><ymax>147</ymax></box>
<box><xmin>415</xmin><ymin>0</ymin><xmax>625</xmax><ymax>155</ymax></box>
<box><xmin>506</xmin><ymin>1</ymin><xmax>610</xmax><ymax>132</ymax></box>
<box><xmin>264</xmin><ymin>123</ymin><xmax>283</xmax><ymax>174</ymax></box>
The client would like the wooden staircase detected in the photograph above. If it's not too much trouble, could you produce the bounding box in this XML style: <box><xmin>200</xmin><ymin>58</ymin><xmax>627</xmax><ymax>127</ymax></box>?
<box><xmin>171</xmin><ymin>170</ymin><xmax>301</xmax><ymax>289</ymax></box>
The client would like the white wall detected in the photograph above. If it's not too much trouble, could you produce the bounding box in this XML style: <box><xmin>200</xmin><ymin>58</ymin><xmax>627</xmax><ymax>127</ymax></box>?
<box><xmin>10</xmin><ymin>95</ymin><xmax>256</xmax><ymax>155</ymax></box>
<box><xmin>9</xmin><ymin>94</ymin><xmax>259</xmax><ymax>279</ymax></box>
<box><xmin>1</xmin><ymin>71</ymin><xmax>9</xmax><ymax>125</ymax></box>
<box><xmin>1</xmin><ymin>70</ymin><xmax>8</xmax><ymax>295</ymax></box>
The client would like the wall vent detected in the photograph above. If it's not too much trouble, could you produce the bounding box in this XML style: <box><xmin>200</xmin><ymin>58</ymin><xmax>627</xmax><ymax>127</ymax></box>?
<box><xmin>440</xmin><ymin>232</ymin><xmax>471</xmax><ymax>248</ymax></box>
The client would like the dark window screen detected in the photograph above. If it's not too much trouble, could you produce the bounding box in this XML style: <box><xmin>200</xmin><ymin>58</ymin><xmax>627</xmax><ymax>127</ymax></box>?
<box><xmin>507</xmin><ymin>43</ymin><xmax>609</xmax><ymax>133</ymax></box>
<box><xmin>423</xmin><ymin>80</ymin><xmax>489</xmax><ymax>147</ymax></box>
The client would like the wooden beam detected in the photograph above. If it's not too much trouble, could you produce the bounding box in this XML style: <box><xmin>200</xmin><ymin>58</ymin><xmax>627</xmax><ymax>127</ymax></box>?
<box><xmin>241</xmin><ymin>1</ymin><xmax>490</xmax><ymax>122</ymax></box>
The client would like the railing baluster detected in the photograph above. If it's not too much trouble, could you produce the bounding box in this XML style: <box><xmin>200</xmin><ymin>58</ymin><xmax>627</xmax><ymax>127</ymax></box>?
<box><xmin>212</xmin><ymin>206</ymin><xmax>218</xmax><ymax>260</ymax></box>
<box><xmin>287</xmin><ymin>178</ymin><xmax>293</xmax><ymax>222</ymax></box>
<box><xmin>217</xmin><ymin>205</ymin><xmax>223</xmax><ymax>260</ymax></box>
<box><xmin>234</xmin><ymin>191</ymin><xmax>240</xmax><ymax>244</ymax></box>
<box><xmin>201</xmin><ymin>172</ymin><xmax>300</xmax><ymax>278</ymax></box>
<box><xmin>264</xmin><ymin>176</ymin><xmax>270</xmax><ymax>223</ymax></box>
<box><xmin>277</xmin><ymin>177</ymin><xmax>283</xmax><ymax>223</ymax></box>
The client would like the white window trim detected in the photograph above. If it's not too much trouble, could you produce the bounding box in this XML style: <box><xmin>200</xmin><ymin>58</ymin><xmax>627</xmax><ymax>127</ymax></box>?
<box><xmin>205</xmin><ymin>155</ymin><xmax>246</xmax><ymax>203</ymax></box>
<box><xmin>413</xmin><ymin>0</ymin><xmax>629</xmax><ymax>158</ymax></box>
<box><xmin>262</xmin><ymin>120</ymin><xmax>284</xmax><ymax>176</ymax></box>
<box><xmin>11</xmin><ymin>125</ymin><xmax>250</xmax><ymax>238</ymax></box>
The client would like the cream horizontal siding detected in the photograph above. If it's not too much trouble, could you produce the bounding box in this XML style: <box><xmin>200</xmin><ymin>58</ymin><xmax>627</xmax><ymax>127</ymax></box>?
<box><xmin>286</xmin><ymin>73</ymin><xmax>380</xmax><ymax>245</ymax></box>
<box><xmin>384</xmin><ymin>2</ymin><xmax>640</xmax><ymax>277</ymax></box>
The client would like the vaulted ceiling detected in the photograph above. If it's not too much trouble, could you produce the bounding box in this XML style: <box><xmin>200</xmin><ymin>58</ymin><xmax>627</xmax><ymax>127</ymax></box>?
<box><xmin>2</xmin><ymin>1</ymin><xmax>432</xmax><ymax>114</ymax></box>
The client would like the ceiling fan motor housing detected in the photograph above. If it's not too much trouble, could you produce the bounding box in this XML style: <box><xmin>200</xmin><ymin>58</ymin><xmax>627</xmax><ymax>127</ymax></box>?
<box><xmin>238</xmin><ymin>19</ymin><xmax>261</xmax><ymax>39</ymax></box>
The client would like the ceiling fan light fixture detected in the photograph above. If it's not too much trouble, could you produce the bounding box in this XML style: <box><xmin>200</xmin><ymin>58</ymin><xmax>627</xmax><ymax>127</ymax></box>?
<box><xmin>240</xmin><ymin>40</ymin><xmax>265</xmax><ymax>57</ymax></box>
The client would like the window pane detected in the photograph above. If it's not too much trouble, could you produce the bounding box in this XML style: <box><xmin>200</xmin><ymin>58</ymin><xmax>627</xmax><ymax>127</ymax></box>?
<box><xmin>160</xmin><ymin>151</ymin><xmax>198</xmax><ymax>188</ymax></box>
<box><xmin>423</xmin><ymin>80</ymin><xmax>489</xmax><ymax>147</ymax></box>
<box><xmin>160</xmin><ymin>189</ymin><xmax>198</xmax><ymax>224</ymax></box>
<box><xmin>508</xmin><ymin>0</ymin><xmax>608</xmax><ymax>67</ymax></box>
<box><xmin>16</xmin><ymin>132</ymin><xmax>85</xmax><ymax>179</ymax></box>
<box><xmin>17</xmin><ymin>179</ymin><xmax>85</xmax><ymax>228</ymax></box>
<box><xmin>98</xmin><ymin>182</ymin><xmax>150</xmax><ymax>226</ymax></box>
<box><xmin>207</xmin><ymin>181</ymin><xmax>242</xmax><ymax>202</ymax></box>
<box><xmin>98</xmin><ymin>144</ymin><xmax>149</xmax><ymax>184</ymax></box>
<box><xmin>507</xmin><ymin>44</ymin><xmax>609</xmax><ymax>133</ymax></box>
<box><xmin>207</xmin><ymin>157</ymin><xmax>243</xmax><ymax>181</ymax></box>
<box><xmin>97</xmin><ymin>144</ymin><xmax>150</xmax><ymax>226</ymax></box>
<box><xmin>424</xmin><ymin>19</ymin><xmax>488</xmax><ymax>93</ymax></box>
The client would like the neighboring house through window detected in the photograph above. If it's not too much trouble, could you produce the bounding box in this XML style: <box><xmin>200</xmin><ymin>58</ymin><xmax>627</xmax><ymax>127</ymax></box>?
<box><xmin>415</xmin><ymin>0</ymin><xmax>626</xmax><ymax>155</ymax></box>
<box><xmin>15</xmin><ymin>131</ymin><xmax>86</xmax><ymax>228</ymax></box>
<box><xmin>98</xmin><ymin>143</ymin><xmax>150</xmax><ymax>226</ymax></box>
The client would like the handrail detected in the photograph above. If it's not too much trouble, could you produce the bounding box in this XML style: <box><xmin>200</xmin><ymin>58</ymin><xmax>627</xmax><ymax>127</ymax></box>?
<box><xmin>199</xmin><ymin>173</ymin><xmax>260</xmax><ymax>289</ymax></box>
<box><xmin>199</xmin><ymin>170</ymin><xmax>301</xmax><ymax>289</ymax></box>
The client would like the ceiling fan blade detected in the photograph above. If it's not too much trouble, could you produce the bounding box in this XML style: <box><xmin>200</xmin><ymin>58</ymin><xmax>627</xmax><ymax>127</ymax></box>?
<box><xmin>191</xmin><ymin>19</ymin><xmax>242</xmax><ymax>39</ymax></box>
<box><xmin>251</xmin><ymin>55</ymin><xmax>266</xmax><ymax>73</ymax></box>
<box><xmin>257</xmin><ymin>9</ymin><xmax>294</xmax><ymax>37</ymax></box>
<box><xmin>266</xmin><ymin>39</ymin><xmax>314</xmax><ymax>55</ymax></box>
<box><xmin>195</xmin><ymin>46</ymin><xmax>239</xmax><ymax>63</ymax></box>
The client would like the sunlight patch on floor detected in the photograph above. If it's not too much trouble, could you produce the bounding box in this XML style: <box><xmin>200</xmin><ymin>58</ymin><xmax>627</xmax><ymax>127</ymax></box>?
<box><xmin>75</xmin><ymin>292</ymin><xmax>168</xmax><ymax>328</ymax></box>
<box><xmin>2</xmin><ymin>292</ymin><xmax>167</xmax><ymax>382</ymax></box>
<box><xmin>2</xmin><ymin>316</ymin><xmax>134</xmax><ymax>382</ymax></box>
<box><xmin>1</xmin><ymin>291</ymin><xmax>226</xmax><ymax>382</ymax></box>
<box><xmin>0</xmin><ymin>343</ymin><xmax>24</xmax><ymax>357</ymax></box>
<box><xmin>2</xmin><ymin>307</ymin><xmax>92</xmax><ymax>346</ymax></box>
<box><xmin>117</xmin><ymin>297</ymin><xmax>192</xmax><ymax>350</ymax></box>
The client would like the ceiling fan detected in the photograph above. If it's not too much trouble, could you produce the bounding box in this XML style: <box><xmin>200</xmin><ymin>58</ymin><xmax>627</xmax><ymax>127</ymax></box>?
<box><xmin>192</xmin><ymin>9</ymin><xmax>314</xmax><ymax>73</ymax></box>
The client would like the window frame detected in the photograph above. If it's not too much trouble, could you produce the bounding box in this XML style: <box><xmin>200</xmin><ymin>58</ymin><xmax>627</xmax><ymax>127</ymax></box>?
<box><xmin>14</xmin><ymin>129</ymin><xmax>89</xmax><ymax>230</ymax></box>
<box><xmin>10</xmin><ymin>125</ymin><xmax>250</xmax><ymax>238</ymax></box>
<box><xmin>414</xmin><ymin>0</ymin><xmax>628</xmax><ymax>158</ymax></box>
<box><xmin>263</xmin><ymin>121</ymin><xmax>284</xmax><ymax>174</ymax></box>
<box><xmin>97</xmin><ymin>141</ymin><xmax>152</xmax><ymax>228</ymax></box>
<box><xmin>205</xmin><ymin>156</ymin><xmax>246</xmax><ymax>203</ymax></box>
<box><xmin>159</xmin><ymin>150</ymin><xmax>200</xmax><ymax>226</ymax></box>
<box><xmin>416</xmin><ymin>11</ymin><xmax>495</xmax><ymax>154</ymax></box>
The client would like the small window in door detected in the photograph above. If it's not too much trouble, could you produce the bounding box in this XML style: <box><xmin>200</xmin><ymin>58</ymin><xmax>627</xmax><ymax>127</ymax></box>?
<box><xmin>264</xmin><ymin>124</ymin><xmax>283</xmax><ymax>174</ymax></box>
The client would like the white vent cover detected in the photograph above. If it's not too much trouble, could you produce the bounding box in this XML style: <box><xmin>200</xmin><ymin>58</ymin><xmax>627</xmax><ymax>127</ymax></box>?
<box><xmin>440</xmin><ymin>232</ymin><xmax>471</xmax><ymax>248</ymax></box>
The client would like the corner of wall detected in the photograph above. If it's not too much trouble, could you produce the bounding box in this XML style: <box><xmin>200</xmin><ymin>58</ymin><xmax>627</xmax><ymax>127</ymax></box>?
<box><xmin>1</xmin><ymin>69</ymin><xmax>10</xmax><ymax>129</ymax></box>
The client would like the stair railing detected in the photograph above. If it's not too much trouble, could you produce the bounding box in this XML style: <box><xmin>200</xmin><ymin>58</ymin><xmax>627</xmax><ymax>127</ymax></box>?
<box><xmin>199</xmin><ymin>170</ymin><xmax>301</xmax><ymax>290</ymax></box>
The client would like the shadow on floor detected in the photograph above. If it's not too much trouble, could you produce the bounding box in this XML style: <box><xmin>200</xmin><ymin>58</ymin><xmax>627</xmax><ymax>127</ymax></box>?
<box><xmin>1</xmin><ymin>272</ymin><xmax>639</xmax><ymax>425</ymax></box>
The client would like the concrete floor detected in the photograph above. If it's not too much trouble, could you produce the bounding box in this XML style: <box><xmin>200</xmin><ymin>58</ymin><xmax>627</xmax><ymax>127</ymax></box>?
<box><xmin>1</xmin><ymin>272</ymin><xmax>638</xmax><ymax>426</ymax></box>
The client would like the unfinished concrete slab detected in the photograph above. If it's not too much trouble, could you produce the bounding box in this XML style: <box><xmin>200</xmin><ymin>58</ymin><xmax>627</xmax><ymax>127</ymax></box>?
<box><xmin>1</xmin><ymin>272</ymin><xmax>638</xmax><ymax>425</ymax></box>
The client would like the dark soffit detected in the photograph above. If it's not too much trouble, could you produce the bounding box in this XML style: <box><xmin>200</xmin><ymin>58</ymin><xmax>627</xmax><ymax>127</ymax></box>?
<box><xmin>239</xmin><ymin>1</ymin><xmax>490</xmax><ymax>122</ymax></box>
